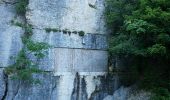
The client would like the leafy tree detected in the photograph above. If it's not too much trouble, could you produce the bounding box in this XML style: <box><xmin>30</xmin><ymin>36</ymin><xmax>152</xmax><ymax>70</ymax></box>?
<box><xmin>106</xmin><ymin>0</ymin><xmax>170</xmax><ymax>99</ymax></box>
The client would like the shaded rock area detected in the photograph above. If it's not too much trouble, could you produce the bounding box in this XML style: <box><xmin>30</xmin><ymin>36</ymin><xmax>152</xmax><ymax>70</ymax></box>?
<box><xmin>0</xmin><ymin>69</ymin><xmax>6</xmax><ymax>100</ymax></box>
<box><xmin>5</xmin><ymin>73</ymin><xmax>58</xmax><ymax>100</ymax></box>
<box><xmin>0</xmin><ymin>70</ymin><xmax>58</xmax><ymax>100</ymax></box>
<box><xmin>102</xmin><ymin>86</ymin><xmax>152</xmax><ymax>100</ymax></box>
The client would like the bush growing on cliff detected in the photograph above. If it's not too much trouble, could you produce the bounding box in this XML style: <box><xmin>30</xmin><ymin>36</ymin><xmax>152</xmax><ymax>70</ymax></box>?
<box><xmin>5</xmin><ymin>39</ymin><xmax>50</xmax><ymax>83</ymax></box>
<box><xmin>106</xmin><ymin>0</ymin><xmax>170</xmax><ymax>99</ymax></box>
<box><xmin>15</xmin><ymin>0</ymin><xmax>29</xmax><ymax>15</ymax></box>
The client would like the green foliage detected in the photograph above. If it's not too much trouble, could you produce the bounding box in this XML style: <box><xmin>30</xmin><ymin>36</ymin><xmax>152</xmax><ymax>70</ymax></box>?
<box><xmin>72</xmin><ymin>31</ymin><xmax>77</xmax><ymax>34</ymax></box>
<box><xmin>72</xmin><ymin>31</ymin><xmax>78</xmax><ymax>34</ymax></box>
<box><xmin>24</xmin><ymin>24</ymin><xmax>33</xmax><ymax>35</ymax></box>
<box><xmin>11</xmin><ymin>21</ymin><xmax>33</xmax><ymax>35</ymax></box>
<box><xmin>156</xmin><ymin>33</ymin><xmax>170</xmax><ymax>44</ymax></box>
<box><xmin>11</xmin><ymin>20</ymin><xmax>24</xmax><ymax>27</ymax></box>
<box><xmin>5</xmin><ymin>39</ymin><xmax>50</xmax><ymax>83</ymax></box>
<box><xmin>44</xmin><ymin>27</ymin><xmax>85</xmax><ymax>36</ymax></box>
<box><xmin>147</xmin><ymin>44</ymin><xmax>166</xmax><ymax>56</ymax></box>
<box><xmin>78</xmin><ymin>31</ymin><xmax>85</xmax><ymax>36</ymax></box>
<box><xmin>15</xmin><ymin>0</ymin><xmax>29</xmax><ymax>15</ymax></box>
<box><xmin>88</xmin><ymin>3</ymin><xmax>97</xmax><ymax>9</ymax></box>
<box><xmin>62</xmin><ymin>29</ymin><xmax>68</xmax><ymax>34</ymax></box>
<box><xmin>5</xmin><ymin>49</ymin><xmax>42</xmax><ymax>83</ymax></box>
<box><xmin>105</xmin><ymin>0</ymin><xmax>139</xmax><ymax>33</ymax></box>
<box><xmin>106</xmin><ymin>0</ymin><xmax>170</xmax><ymax>99</ymax></box>
<box><xmin>26</xmin><ymin>39</ymin><xmax>50</xmax><ymax>59</ymax></box>
<box><xmin>9</xmin><ymin>0</ymin><xmax>50</xmax><ymax>84</ymax></box>
<box><xmin>109</xmin><ymin>42</ymin><xmax>136</xmax><ymax>56</ymax></box>
<box><xmin>45</xmin><ymin>28</ymin><xmax>59</xmax><ymax>33</ymax></box>
<box><xmin>5</xmin><ymin>36</ymin><xmax>49</xmax><ymax>83</ymax></box>
<box><xmin>150</xmin><ymin>88</ymin><xmax>170</xmax><ymax>100</ymax></box>
<box><xmin>68</xmin><ymin>31</ymin><xmax>71</xmax><ymax>35</ymax></box>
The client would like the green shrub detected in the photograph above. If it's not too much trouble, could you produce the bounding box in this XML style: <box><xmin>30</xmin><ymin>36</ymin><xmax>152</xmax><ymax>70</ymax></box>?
<box><xmin>68</xmin><ymin>31</ymin><xmax>71</xmax><ymax>35</ymax></box>
<box><xmin>72</xmin><ymin>31</ymin><xmax>78</xmax><ymax>34</ymax></box>
<box><xmin>106</xmin><ymin>0</ymin><xmax>170</xmax><ymax>97</ymax></box>
<box><xmin>89</xmin><ymin>3</ymin><xmax>97</xmax><ymax>9</ymax></box>
<box><xmin>45</xmin><ymin>28</ymin><xmax>59</xmax><ymax>33</ymax></box>
<box><xmin>5</xmin><ymin>39</ymin><xmax>50</xmax><ymax>83</ymax></box>
<box><xmin>78</xmin><ymin>31</ymin><xmax>85</xmax><ymax>36</ymax></box>
<box><xmin>11</xmin><ymin>21</ymin><xmax>33</xmax><ymax>35</ymax></box>
<box><xmin>62</xmin><ymin>29</ymin><xmax>68</xmax><ymax>34</ymax></box>
<box><xmin>150</xmin><ymin>87</ymin><xmax>170</xmax><ymax>100</ymax></box>
<box><xmin>15</xmin><ymin>0</ymin><xmax>29</xmax><ymax>15</ymax></box>
<box><xmin>45</xmin><ymin>28</ymin><xmax>52</xmax><ymax>33</ymax></box>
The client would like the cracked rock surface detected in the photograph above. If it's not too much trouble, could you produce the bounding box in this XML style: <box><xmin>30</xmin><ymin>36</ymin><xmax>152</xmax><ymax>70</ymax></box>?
<box><xmin>0</xmin><ymin>69</ymin><xmax>6</xmax><ymax>100</ymax></box>
<box><xmin>0</xmin><ymin>0</ymin><xmax>151</xmax><ymax>100</ymax></box>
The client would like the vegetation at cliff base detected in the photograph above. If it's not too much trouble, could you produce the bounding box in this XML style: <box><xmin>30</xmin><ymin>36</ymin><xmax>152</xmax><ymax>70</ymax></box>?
<box><xmin>106</xmin><ymin>0</ymin><xmax>170</xmax><ymax>99</ymax></box>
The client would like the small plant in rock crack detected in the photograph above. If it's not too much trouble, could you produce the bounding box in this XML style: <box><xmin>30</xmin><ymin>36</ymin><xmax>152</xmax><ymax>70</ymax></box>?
<box><xmin>24</xmin><ymin>24</ymin><xmax>33</xmax><ymax>35</ymax></box>
<box><xmin>11</xmin><ymin>21</ymin><xmax>33</xmax><ymax>35</ymax></box>
<box><xmin>68</xmin><ymin>31</ymin><xmax>71</xmax><ymax>35</ymax></box>
<box><xmin>15</xmin><ymin>0</ymin><xmax>29</xmax><ymax>15</ymax></box>
<box><xmin>72</xmin><ymin>31</ymin><xmax>78</xmax><ymax>34</ymax></box>
<box><xmin>11</xmin><ymin>20</ymin><xmax>24</xmax><ymax>27</ymax></box>
<box><xmin>58</xmin><ymin>29</ymin><xmax>62</xmax><ymax>32</ymax></box>
<box><xmin>5</xmin><ymin>39</ymin><xmax>50</xmax><ymax>84</ymax></box>
<box><xmin>88</xmin><ymin>3</ymin><xmax>97</xmax><ymax>9</ymax></box>
<box><xmin>78</xmin><ymin>31</ymin><xmax>85</xmax><ymax>36</ymax></box>
<box><xmin>45</xmin><ymin>28</ymin><xmax>59</xmax><ymax>33</ymax></box>
<box><xmin>45</xmin><ymin>28</ymin><xmax>51</xmax><ymax>33</ymax></box>
<box><xmin>62</xmin><ymin>29</ymin><xmax>68</xmax><ymax>34</ymax></box>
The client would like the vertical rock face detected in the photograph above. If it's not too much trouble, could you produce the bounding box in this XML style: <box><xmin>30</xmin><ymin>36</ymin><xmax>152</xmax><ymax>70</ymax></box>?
<box><xmin>0</xmin><ymin>0</ymin><xmax>128</xmax><ymax>100</ymax></box>
<box><xmin>0</xmin><ymin>2</ymin><xmax>23</xmax><ymax>67</ymax></box>
<box><xmin>0</xmin><ymin>69</ymin><xmax>6</xmax><ymax>100</ymax></box>
<box><xmin>27</xmin><ymin>0</ymin><xmax>106</xmax><ymax>34</ymax></box>
<box><xmin>28</xmin><ymin>0</ymin><xmax>110</xmax><ymax>100</ymax></box>
<box><xmin>0</xmin><ymin>1</ymin><xmax>154</xmax><ymax>100</ymax></box>
<box><xmin>0</xmin><ymin>1</ymin><xmax>23</xmax><ymax>99</ymax></box>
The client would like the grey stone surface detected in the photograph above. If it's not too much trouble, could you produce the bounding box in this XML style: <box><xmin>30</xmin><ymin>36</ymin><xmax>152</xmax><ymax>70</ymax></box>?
<box><xmin>32</xmin><ymin>29</ymin><xmax>108</xmax><ymax>50</ymax></box>
<box><xmin>0</xmin><ymin>0</ymin><xmax>16</xmax><ymax>4</ymax></box>
<box><xmin>33</xmin><ymin>48</ymin><xmax>108</xmax><ymax>72</ymax></box>
<box><xmin>0</xmin><ymin>0</ymin><xmax>126</xmax><ymax>100</ymax></box>
<box><xmin>53</xmin><ymin>48</ymin><xmax>108</xmax><ymax>72</ymax></box>
<box><xmin>0</xmin><ymin>68</ymin><xmax>6</xmax><ymax>100</ymax></box>
<box><xmin>5</xmin><ymin>73</ymin><xmax>58</xmax><ymax>100</ymax></box>
<box><xmin>103</xmin><ymin>95</ymin><xmax>113</xmax><ymax>100</ymax></box>
<box><xmin>102</xmin><ymin>86</ymin><xmax>152</xmax><ymax>100</ymax></box>
<box><xmin>0</xmin><ymin>3</ymin><xmax>23</xmax><ymax>67</ymax></box>
<box><xmin>127</xmin><ymin>90</ymin><xmax>151</xmax><ymax>100</ymax></box>
<box><xmin>27</xmin><ymin>0</ymin><xmax>106</xmax><ymax>34</ymax></box>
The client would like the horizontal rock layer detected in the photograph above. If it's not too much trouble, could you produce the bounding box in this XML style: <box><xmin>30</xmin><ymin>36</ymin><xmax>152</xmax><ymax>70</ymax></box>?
<box><xmin>27</xmin><ymin>0</ymin><xmax>106</xmax><ymax>34</ymax></box>
<box><xmin>32</xmin><ymin>29</ymin><xmax>108</xmax><ymax>50</ymax></box>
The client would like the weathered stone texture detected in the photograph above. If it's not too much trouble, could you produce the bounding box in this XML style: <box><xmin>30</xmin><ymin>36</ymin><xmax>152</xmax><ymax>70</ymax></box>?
<box><xmin>27</xmin><ymin>0</ymin><xmax>106</xmax><ymax>34</ymax></box>
<box><xmin>0</xmin><ymin>69</ymin><xmax>6</xmax><ymax>100</ymax></box>
<box><xmin>5</xmin><ymin>73</ymin><xmax>58</xmax><ymax>100</ymax></box>
<box><xmin>0</xmin><ymin>3</ymin><xmax>23</xmax><ymax>67</ymax></box>
<box><xmin>32</xmin><ymin>29</ymin><xmax>108</xmax><ymax>50</ymax></box>
<box><xmin>53</xmin><ymin>48</ymin><xmax>108</xmax><ymax>72</ymax></box>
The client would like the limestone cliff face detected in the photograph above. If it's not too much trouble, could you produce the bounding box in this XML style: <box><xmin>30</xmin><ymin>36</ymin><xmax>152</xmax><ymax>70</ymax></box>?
<box><xmin>0</xmin><ymin>0</ymin><xmax>151</xmax><ymax>100</ymax></box>
<box><xmin>0</xmin><ymin>0</ymin><xmax>109</xmax><ymax>100</ymax></box>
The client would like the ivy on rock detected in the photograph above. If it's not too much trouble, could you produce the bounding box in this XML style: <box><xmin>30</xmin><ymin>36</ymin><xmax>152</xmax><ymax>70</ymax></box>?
<box><xmin>5</xmin><ymin>0</ymin><xmax>50</xmax><ymax>84</ymax></box>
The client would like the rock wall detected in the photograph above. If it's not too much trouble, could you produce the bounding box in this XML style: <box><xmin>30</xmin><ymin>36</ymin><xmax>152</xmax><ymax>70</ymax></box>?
<box><xmin>26</xmin><ymin>0</ymin><xmax>110</xmax><ymax>100</ymax></box>
<box><xmin>0</xmin><ymin>0</ymin><xmax>151</xmax><ymax>100</ymax></box>
<box><xmin>0</xmin><ymin>0</ymin><xmax>111</xmax><ymax>100</ymax></box>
